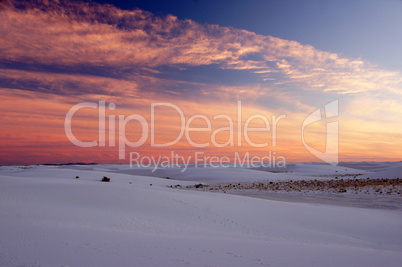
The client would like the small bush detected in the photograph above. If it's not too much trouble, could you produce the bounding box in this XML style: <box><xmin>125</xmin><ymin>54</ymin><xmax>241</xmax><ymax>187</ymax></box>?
<box><xmin>195</xmin><ymin>183</ymin><xmax>203</xmax><ymax>188</ymax></box>
<box><xmin>102</xmin><ymin>176</ymin><xmax>110</xmax><ymax>182</ymax></box>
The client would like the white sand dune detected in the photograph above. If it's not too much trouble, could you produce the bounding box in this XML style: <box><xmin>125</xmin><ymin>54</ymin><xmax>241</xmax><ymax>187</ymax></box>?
<box><xmin>0</xmin><ymin>164</ymin><xmax>401</xmax><ymax>266</ymax></box>
<box><xmin>86</xmin><ymin>162</ymin><xmax>371</xmax><ymax>183</ymax></box>
<box><xmin>338</xmin><ymin>161</ymin><xmax>402</xmax><ymax>172</ymax></box>
<box><xmin>360</xmin><ymin>165</ymin><xmax>402</xmax><ymax>179</ymax></box>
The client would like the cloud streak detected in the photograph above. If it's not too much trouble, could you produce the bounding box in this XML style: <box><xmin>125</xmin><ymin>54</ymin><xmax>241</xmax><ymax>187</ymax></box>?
<box><xmin>2</xmin><ymin>0</ymin><xmax>401</xmax><ymax>98</ymax></box>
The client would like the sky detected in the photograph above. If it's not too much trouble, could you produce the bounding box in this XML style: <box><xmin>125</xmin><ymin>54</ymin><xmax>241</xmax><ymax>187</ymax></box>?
<box><xmin>98</xmin><ymin>0</ymin><xmax>402</xmax><ymax>71</ymax></box>
<box><xmin>0</xmin><ymin>0</ymin><xmax>401</xmax><ymax>165</ymax></box>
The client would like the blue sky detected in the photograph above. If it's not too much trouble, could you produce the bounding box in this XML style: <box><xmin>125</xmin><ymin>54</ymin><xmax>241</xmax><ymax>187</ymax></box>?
<box><xmin>95</xmin><ymin>0</ymin><xmax>402</xmax><ymax>72</ymax></box>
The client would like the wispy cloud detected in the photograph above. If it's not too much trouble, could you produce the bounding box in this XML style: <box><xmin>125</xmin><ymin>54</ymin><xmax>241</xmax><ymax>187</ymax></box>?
<box><xmin>2</xmin><ymin>0</ymin><xmax>401</xmax><ymax>99</ymax></box>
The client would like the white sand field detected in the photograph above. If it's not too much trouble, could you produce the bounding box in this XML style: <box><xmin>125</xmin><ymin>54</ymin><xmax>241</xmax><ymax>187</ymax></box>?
<box><xmin>1</xmin><ymin>162</ymin><xmax>401</xmax><ymax>266</ymax></box>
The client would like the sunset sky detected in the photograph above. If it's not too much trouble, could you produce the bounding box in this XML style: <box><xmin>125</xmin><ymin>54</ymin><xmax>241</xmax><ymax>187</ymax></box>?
<box><xmin>0</xmin><ymin>0</ymin><xmax>401</xmax><ymax>165</ymax></box>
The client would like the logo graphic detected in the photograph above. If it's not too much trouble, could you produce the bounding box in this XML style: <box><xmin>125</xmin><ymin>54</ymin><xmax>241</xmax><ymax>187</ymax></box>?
<box><xmin>301</xmin><ymin>100</ymin><xmax>339</xmax><ymax>165</ymax></box>
<box><xmin>64</xmin><ymin>100</ymin><xmax>338</xmax><ymax>168</ymax></box>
